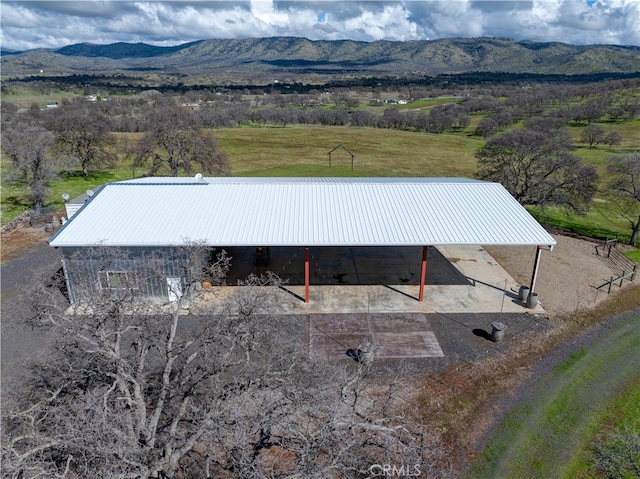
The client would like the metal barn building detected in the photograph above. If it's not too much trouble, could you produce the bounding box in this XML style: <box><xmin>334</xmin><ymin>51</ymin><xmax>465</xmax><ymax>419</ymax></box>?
<box><xmin>48</xmin><ymin>177</ymin><xmax>556</xmax><ymax>304</ymax></box>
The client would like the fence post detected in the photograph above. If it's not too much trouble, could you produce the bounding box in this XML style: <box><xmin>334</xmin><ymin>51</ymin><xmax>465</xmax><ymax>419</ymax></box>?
<box><xmin>608</xmin><ymin>276</ymin><xmax>613</xmax><ymax>294</ymax></box>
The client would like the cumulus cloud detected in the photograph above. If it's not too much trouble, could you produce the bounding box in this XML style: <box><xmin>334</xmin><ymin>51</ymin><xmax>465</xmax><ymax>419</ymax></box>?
<box><xmin>0</xmin><ymin>0</ymin><xmax>638</xmax><ymax>51</ymax></box>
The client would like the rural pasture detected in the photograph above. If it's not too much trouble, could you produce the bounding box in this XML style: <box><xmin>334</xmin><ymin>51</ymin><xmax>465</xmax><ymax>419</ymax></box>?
<box><xmin>1</xmin><ymin>87</ymin><xmax>639</xmax><ymax>476</ymax></box>
<box><xmin>2</xmin><ymin>117</ymin><xmax>640</xmax><ymax>247</ymax></box>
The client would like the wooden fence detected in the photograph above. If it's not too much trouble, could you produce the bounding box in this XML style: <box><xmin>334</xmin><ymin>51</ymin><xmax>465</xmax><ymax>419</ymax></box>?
<box><xmin>595</xmin><ymin>239</ymin><xmax>637</xmax><ymax>293</ymax></box>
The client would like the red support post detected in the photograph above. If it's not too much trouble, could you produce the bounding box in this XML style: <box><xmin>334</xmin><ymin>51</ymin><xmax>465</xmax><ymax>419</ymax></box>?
<box><xmin>304</xmin><ymin>247</ymin><xmax>310</xmax><ymax>303</ymax></box>
<box><xmin>419</xmin><ymin>245</ymin><xmax>428</xmax><ymax>302</ymax></box>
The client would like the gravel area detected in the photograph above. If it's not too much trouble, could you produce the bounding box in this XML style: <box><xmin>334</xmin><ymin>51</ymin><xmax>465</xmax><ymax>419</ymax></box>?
<box><xmin>1</xmin><ymin>237</ymin><xmax>59</xmax><ymax>384</ymax></box>
<box><xmin>485</xmin><ymin>234</ymin><xmax>625</xmax><ymax>316</ymax></box>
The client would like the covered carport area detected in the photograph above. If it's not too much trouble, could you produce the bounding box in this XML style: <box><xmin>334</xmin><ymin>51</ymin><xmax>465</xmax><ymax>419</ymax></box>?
<box><xmin>203</xmin><ymin>177</ymin><xmax>556</xmax><ymax>306</ymax></box>
<box><xmin>49</xmin><ymin>176</ymin><xmax>556</xmax><ymax>308</ymax></box>
<box><xmin>224</xmin><ymin>245</ymin><xmax>470</xmax><ymax>289</ymax></box>
<box><xmin>218</xmin><ymin>243</ymin><xmax>540</xmax><ymax>314</ymax></box>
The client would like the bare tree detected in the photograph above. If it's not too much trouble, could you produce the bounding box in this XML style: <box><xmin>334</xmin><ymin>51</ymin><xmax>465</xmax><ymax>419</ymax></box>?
<box><xmin>475</xmin><ymin>117</ymin><xmax>499</xmax><ymax>139</ymax></box>
<box><xmin>603</xmin><ymin>130</ymin><xmax>623</xmax><ymax>148</ymax></box>
<box><xmin>592</xmin><ymin>425</ymin><xmax>640</xmax><ymax>479</ymax></box>
<box><xmin>2</xmin><ymin>245</ymin><xmax>452</xmax><ymax>479</ymax></box>
<box><xmin>606</xmin><ymin>153</ymin><xmax>640</xmax><ymax>245</ymax></box>
<box><xmin>580</xmin><ymin>124</ymin><xmax>606</xmax><ymax>148</ymax></box>
<box><xmin>45</xmin><ymin>101</ymin><xmax>116</xmax><ymax>177</ymax></box>
<box><xmin>476</xmin><ymin>129</ymin><xmax>598</xmax><ymax>213</ymax></box>
<box><xmin>135</xmin><ymin>103</ymin><xmax>231</xmax><ymax>177</ymax></box>
<box><xmin>1</xmin><ymin>124</ymin><xmax>56</xmax><ymax>209</ymax></box>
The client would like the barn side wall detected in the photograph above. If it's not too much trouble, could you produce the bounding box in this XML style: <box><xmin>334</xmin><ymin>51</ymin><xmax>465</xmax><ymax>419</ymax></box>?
<box><xmin>58</xmin><ymin>246</ymin><xmax>211</xmax><ymax>304</ymax></box>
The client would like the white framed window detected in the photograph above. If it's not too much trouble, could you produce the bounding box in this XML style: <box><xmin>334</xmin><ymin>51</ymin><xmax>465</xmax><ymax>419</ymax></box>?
<box><xmin>98</xmin><ymin>271</ymin><xmax>137</xmax><ymax>290</ymax></box>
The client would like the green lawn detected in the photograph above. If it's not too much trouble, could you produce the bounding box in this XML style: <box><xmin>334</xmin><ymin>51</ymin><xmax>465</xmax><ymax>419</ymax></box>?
<box><xmin>465</xmin><ymin>313</ymin><xmax>640</xmax><ymax>479</ymax></box>
<box><xmin>528</xmin><ymin>200</ymin><xmax>637</xmax><ymax>246</ymax></box>
<box><xmin>1</xmin><ymin>164</ymin><xmax>138</xmax><ymax>220</ymax></box>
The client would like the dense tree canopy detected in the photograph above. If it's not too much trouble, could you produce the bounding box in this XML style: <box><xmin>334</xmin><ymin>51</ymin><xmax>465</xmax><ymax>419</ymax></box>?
<box><xmin>476</xmin><ymin>129</ymin><xmax>598</xmax><ymax>213</ymax></box>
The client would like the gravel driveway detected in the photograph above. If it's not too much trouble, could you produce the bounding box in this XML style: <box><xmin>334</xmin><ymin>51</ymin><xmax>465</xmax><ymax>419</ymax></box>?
<box><xmin>1</xmin><ymin>238</ymin><xmax>60</xmax><ymax>385</ymax></box>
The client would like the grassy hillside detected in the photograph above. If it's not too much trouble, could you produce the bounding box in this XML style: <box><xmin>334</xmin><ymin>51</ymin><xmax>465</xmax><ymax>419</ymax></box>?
<box><xmin>215</xmin><ymin>125</ymin><xmax>480</xmax><ymax>177</ymax></box>
<box><xmin>3</xmin><ymin>37</ymin><xmax>640</xmax><ymax>79</ymax></box>
<box><xmin>3</xmin><ymin>121</ymin><xmax>638</xmax><ymax>246</ymax></box>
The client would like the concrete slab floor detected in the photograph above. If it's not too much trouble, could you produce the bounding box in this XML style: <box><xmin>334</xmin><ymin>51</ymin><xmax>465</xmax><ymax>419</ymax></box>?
<box><xmin>196</xmin><ymin>245</ymin><xmax>547</xmax><ymax>360</ymax></box>
<box><xmin>266</xmin><ymin>246</ymin><xmax>544</xmax><ymax>313</ymax></box>
<box><xmin>309</xmin><ymin>313</ymin><xmax>444</xmax><ymax>359</ymax></box>
<box><xmin>209</xmin><ymin>245</ymin><xmax>544</xmax><ymax>314</ymax></box>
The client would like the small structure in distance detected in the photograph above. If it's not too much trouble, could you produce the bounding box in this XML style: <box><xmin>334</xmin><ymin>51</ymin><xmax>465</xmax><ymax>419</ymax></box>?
<box><xmin>328</xmin><ymin>145</ymin><xmax>355</xmax><ymax>171</ymax></box>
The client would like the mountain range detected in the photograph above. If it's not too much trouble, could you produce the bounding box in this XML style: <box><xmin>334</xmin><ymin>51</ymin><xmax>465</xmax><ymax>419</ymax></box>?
<box><xmin>2</xmin><ymin>37</ymin><xmax>640</xmax><ymax>80</ymax></box>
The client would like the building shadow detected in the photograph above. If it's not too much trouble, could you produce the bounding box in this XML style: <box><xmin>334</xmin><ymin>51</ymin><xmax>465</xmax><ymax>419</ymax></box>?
<box><xmin>224</xmin><ymin>246</ymin><xmax>472</xmax><ymax>287</ymax></box>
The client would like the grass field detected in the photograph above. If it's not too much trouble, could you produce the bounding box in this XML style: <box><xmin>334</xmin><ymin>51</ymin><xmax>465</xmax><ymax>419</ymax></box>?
<box><xmin>215</xmin><ymin>125</ymin><xmax>481</xmax><ymax>177</ymax></box>
<box><xmin>1</xmin><ymin>86</ymin><xmax>83</xmax><ymax>109</ymax></box>
<box><xmin>1</xmin><ymin>126</ymin><xmax>482</xmax><ymax>220</ymax></box>
<box><xmin>1</xmin><ymin>114</ymin><xmax>639</xmax><ymax>247</ymax></box>
<box><xmin>465</xmin><ymin>313</ymin><xmax>640</xmax><ymax>479</ymax></box>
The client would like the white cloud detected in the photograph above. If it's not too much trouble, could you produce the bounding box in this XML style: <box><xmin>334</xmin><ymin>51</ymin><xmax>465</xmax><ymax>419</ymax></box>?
<box><xmin>1</xmin><ymin>0</ymin><xmax>638</xmax><ymax>51</ymax></box>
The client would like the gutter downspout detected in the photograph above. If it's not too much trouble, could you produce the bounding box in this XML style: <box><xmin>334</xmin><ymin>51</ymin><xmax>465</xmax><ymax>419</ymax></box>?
<box><xmin>304</xmin><ymin>247</ymin><xmax>310</xmax><ymax>303</ymax></box>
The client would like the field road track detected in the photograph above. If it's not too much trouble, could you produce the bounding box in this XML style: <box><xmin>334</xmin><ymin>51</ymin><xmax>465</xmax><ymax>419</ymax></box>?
<box><xmin>466</xmin><ymin>309</ymin><xmax>640</xmax><ymax>478</ymax></box>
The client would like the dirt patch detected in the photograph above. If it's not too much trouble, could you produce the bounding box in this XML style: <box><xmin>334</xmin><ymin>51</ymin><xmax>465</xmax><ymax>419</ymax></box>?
<box><xmin>1</xmin><ymin>226</ymin><xmax>54</xmax><ymax>263</ymax></box>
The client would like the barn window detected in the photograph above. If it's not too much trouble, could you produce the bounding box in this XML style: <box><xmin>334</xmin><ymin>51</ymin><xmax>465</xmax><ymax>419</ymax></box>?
<box><xmin>98</xmin><ymin>271</ymin><xmax>137</xmax><ymax>289</ymax></box>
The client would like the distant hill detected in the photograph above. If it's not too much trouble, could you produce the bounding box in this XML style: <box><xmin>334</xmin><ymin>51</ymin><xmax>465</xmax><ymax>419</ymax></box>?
<box><xmin>55</xmin><ymin>41</ymin><xmax>202</xmax><ymax>59</ymax></box>
<box><xmin>2</xmin><ymin>37</ymin><xmax>639</xmax><ymax>79</ymax></box>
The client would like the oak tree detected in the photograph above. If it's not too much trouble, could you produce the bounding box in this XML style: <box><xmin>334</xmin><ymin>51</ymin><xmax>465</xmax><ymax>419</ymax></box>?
<box><xmin>1</xmin><ymin>124</ymin><xmax>56</xmax><ymax>209</ymax></box>
<box><xmin>45</xmin><ymin>101</ymin><xmax>116</xmax><ymax>177</ymax></box>
<box><xmin>606</xmin><ymin>152</ymin><xmax>640</xmax><ymax>245</ymax></box>
<box><xmin>135</xmin><ymin>103</ymin><xmax>231</xmax><ymax>177</ymax></box>
<box><xmin>476</xmin><ymin>129</ymin><xmax>598</xmax><ymax>213</ymax></box>
<box><xmin>580</xmin><ymin>124</ymin><xmax>606</xmax><ymax>148</ymax></box>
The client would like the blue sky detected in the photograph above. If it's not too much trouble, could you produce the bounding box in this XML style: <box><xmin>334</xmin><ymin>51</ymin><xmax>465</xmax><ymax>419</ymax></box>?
<box><xmin>1</xmin><ymin>1</ymin><xmax>638</xmax><ymax>51</ymax></box>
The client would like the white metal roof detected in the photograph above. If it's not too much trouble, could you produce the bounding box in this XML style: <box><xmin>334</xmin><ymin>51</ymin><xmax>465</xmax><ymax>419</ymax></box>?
<box><xmin>48</xmin><ymin>177</ymin><xmax>556</xmax><ymax>248</ymax></box>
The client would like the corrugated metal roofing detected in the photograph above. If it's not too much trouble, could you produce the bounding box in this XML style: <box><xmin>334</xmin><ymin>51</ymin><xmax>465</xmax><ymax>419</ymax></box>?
<box><xmin>48</xmin><ymin>177</ymin><xmax>556</xmax><ymax>248</ymax></box>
